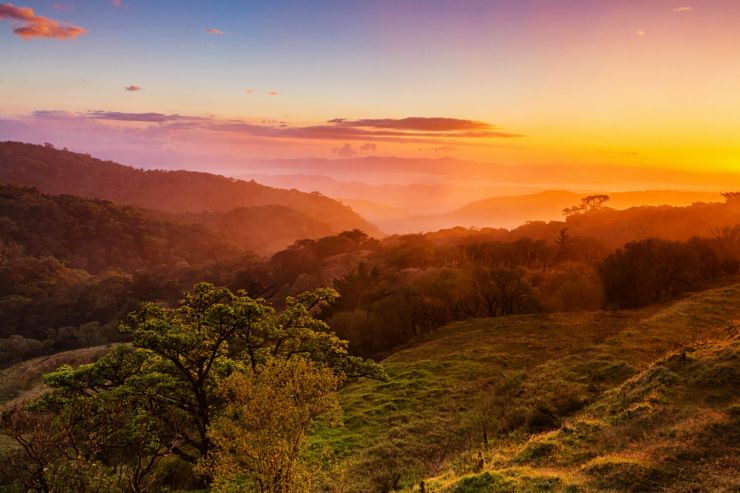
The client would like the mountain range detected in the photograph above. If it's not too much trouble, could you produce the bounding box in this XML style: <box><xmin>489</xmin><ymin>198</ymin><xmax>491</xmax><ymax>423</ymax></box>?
<box><xmin>0</xmin><ymin>141</ymin><xmax>381</xmax><ymax>253</ymax></box>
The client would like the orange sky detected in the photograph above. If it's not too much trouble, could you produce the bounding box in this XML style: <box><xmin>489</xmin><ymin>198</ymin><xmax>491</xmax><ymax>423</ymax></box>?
<box><xmin>1</xmin><ymin>1</ymin><xmax>739</xmax><ymax>175</ymax></box>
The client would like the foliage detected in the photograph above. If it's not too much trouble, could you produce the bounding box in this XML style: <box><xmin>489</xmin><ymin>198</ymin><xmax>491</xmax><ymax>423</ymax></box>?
<box><xmin>0</xmin><ymin>283</ymin><xmax>381</xmax><ymax>492</ymax></box>
<box><xmin>206</xmin><ymin>358</ymin><xmax>342</xmax><ymax>493</ymax></box>
<box><xmin>0</xmin><ymin>183</ymin><xmax>241</xmax><ymax>273</ymax></box>
<box><xmin>597</xmin><ymin>238</ymin><xmax>723</xmax><ymax>308</ymax></box>
<box><xmin>0</xmin><ymin>140</ymin><xmax>381</xmax><ymax>242</ymax></box>
<box><xmin>562</xmin><ymin>194</ymin><xmax>610</xmax><ymax>217</ymax></box>
<box><xmin>313</xmin><ymin>284</ymin><xmax>740</xmax><ymax>492</ymax></box>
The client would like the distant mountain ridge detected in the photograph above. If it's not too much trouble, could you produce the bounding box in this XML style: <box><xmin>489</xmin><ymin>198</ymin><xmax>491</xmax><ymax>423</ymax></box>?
<box><xmin>263</xmin><ymin>156</ymin><xmax>740</xmax><ymax>188</ymax></box>
<box><xmin>377</xmin><ymin>190</ymin><xmax>724</xmax><ymax>233</ymax></box>
<box><xmin>0</xmin><ymin>141</ymin><xmax>382</xmax><ymax>242</ymax></box>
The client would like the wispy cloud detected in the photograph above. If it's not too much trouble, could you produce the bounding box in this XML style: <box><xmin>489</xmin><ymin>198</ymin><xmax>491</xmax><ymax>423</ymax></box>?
<box><xmin>430</xmin><ymin>145</ymin><xmax>457</xmax><ymax>152</ymax></box>
<box><xmin>635</xmin><ymin>30</ymin><xmax>645</xmax><ymax>37</ymax></box>
<box><xmin>268</xmin><ymin>90</ymin><xmax>279</xmax><ymax>96</ymax></box>
<box><xmin>245</xmin><ymin>88</ymin><xmax>255</xmax><ymax>94</ymax></box>
<box><xmin>672</xmin><ymin>6</ymin><xmax>692</xmax><ymax>12</ymax></box>
<box><xmin>112</xmin><ymin>0</ymin><xmax>121</xmax><ymax>7</ymax></box>
<box><xmin>204</xmin><ymin>27</ymin><xmax>223</xmax><ymax>35</ymax></box>
<box><xmin>29</xmin><ymin>110</ymin><xmax>523</xmax><ymax>144</ymax></box>
<box><xmin>327</xmin><ymin>117</ymin><xmax>521</xmax><ymax>139</ymax></box>
<box><xmin>82</xmin><ymin>111</ymin><xmax>207</xmax><ymax>122</ymax></box>
<box><xmin>125</xmin><ymin>85</ymin><xmax>142</xmax><ymax>92</ymax></box>
<box><xmin>329</xmin><ymin>117</ymin><xmax>492</xmax><ymax>132</ymax></box>
<box><xmin>0</xmin><ymin>2</ymin><xmax>86</xmax><ymax>39</ymax></box>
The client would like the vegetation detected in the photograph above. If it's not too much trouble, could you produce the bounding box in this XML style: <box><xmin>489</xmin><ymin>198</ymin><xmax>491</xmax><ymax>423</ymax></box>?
<box><xmin>0</xmin><ymin>141</ymin><xmax>382</xmax><ymax>252</ymax></box>
<box><xmin>206</xmin><ymin>358</ymin><xmax>342</xmax><ymax>492</ymax></box>
<box><xmin>0</xmin><ymin>183</ymin><xmax>254</xmax><ymax>359</ymax></box>
<box><xmin>562</xmin><ymin>194</ymin><xmax>611</xmax><ymax>217</ymax></box>
<box><xmin>2</xmin><ymin>144</ymin><xmax>740</xmax><ymax>492</ymax></box>
<box><xmin>4</xmin><ymin>179</ymin><xmax>740</xmax><ymax>364</ymax></box>
<box><xmin>312</xmin><ymin>284</ymin><xmax>740</xmax><ymax>492</ymax></box>
<box><xmin>0</xmin><ymin>183</ymin><xmax>240</xmax><ymax>273</ymax></box>
<box><xmin>0</xmin><ymin>283</ymin><xmax>382</xmax><ymax>492</ymax></box>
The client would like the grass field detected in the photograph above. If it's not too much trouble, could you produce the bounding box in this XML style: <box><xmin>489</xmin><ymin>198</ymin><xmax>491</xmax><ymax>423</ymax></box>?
<box><xmin>2</xmin><ymin>287</ymin><xmax>738</xmax><ymax>492</ymax></box>
<box><xmin>315</xmin><ymin>284</ymin><xmax>740</xmax><ymax>492</ymax></box>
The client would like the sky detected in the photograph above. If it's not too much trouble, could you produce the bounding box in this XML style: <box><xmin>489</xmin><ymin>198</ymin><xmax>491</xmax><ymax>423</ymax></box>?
<box><xmin>1</xmin><ymin>0</ymin><xmax>740</xmax><ymax>178</ymax></box>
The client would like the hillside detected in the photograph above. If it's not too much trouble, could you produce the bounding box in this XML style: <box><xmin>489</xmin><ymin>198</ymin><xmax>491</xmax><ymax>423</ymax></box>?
<box><xmin>382</xmin><ymin>190</ymin><xmax>724</xmax><ymax>233</ymax></box>
<box><xmin>416</xmin><ymin>198</ymin><xmax>740</xmax><ymax>252</ymax></box>
<box><xmin>508</xmin><ymin>199</ymin><xmax>740</xmax><ymax>250</ymax></box>
<box><xmin>0</xmin><ymin>141</ymin><xmax>382</xmax><ymax>240</ymax></box>
<box><xmin>0</xmin><ymin>183</ymin><xmax>241</xmax><ymax>273</ymax></box>
<box><xmin>316</xmin><ymin>284</ymin><xmax>740</xmax><ymax>492</ymax></box>
<box><xmin>0</xmin><ymin>345</ymin><xmax>114</xmax><ymax>404</ymax></box>
<box><xmin>174</xmin><ymin>205</ymin><xmax>337</xmax><ymax>254</ymax></box>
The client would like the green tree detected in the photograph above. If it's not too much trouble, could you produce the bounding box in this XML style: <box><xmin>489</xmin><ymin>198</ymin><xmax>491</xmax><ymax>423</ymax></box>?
<box><xmin>23</xmin><ymin>283</ymin><xmax>383</xmax><ymax>490</ymax></box>
<box><xmin>206</xmin><ymin>358</ymin><xmax>342</xmax><ymax>493</ymax></box>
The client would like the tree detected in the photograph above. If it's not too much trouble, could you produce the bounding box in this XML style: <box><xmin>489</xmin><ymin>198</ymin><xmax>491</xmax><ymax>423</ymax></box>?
<box><xmin>331</xmin><ymin>262</ymin><xmax>387</xmax><ymax>314</ymax></box>
<box><xmin>721</xmin><ymin>192</ymin><xmax>740</xmax><ymax>202</ymax></box>
<box><xmin>597</xmin><ymin>239</ymin><xmax>711</xmax><ymax>308</ymax></box>
<box><xmin>562</xmin><ymin>194</ymin><xmax>610</xmax><ymax>217</ymax></box>
<box><xmin>555</xmin><ymin>227</ymin><xmax>572</xmax><ymax>261</ymax></box>
<box><xmin>205</xmin><ymin>358</ymin><xmax>342</xmax><ymax>493</ymax></box>
<box><xmin>472</xmin><ymin>267</ymin><xmax>537</xmax><ymax>317</ymax></box>
<box><xmin>28</xmin><ymin>283</ymin><xmax>383</xmax><ymax>489</ymax></box>
<box><xmin>582</xmin><ymin>194</ymin><xmax>610</xmax><ymax>210</ymax></box>
<box><xmin>0</xmin><ymin>403</ymin><xmax>58</xmax><ymax>493</ymax></box>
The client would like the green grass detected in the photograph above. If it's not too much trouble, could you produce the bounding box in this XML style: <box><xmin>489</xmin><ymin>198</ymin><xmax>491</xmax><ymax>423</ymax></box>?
<box><xmin>314</xmin><ymin>284</ymin><xmax>740</xmax><ymax>492</ymax></box>
<box><xmin>3</xmin><ymin>286</ymin><xmax>739</xmax><ymax>492</ymax></box>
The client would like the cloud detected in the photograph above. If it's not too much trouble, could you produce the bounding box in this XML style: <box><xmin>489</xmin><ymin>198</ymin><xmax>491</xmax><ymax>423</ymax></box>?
<box><xmin>125</xmin><ymin>85</ymin><xmax>142</xmax><ymax>92</ymax></box>
<box><xmin>245</xmin><ymin>88</ymin><xmax>255</xmax><ymax>94</ymax></box>
<box><xmin>31</xmin><ymin>110</ymin><xmax>76</xmax><ymax>119</ymax></box>
<box><xmin>28</xmin><ymin>109</ymin><xmax>523</xmax><ymax>144</ymax></box>
<box><xmin>430</xmin><ymin>146</ymin><xmax>457</xmax><ymax>152</ymax></box>
<box><xmin>112</xmin><ymin>0</ymin><xmax>121</xmax><ymax>7</ymax></box>
<box><xmin>331</xmin><ymin>142</ymin><xmax>378</xmax><ymax>156</ymax></box>
<box><xmin>635</xmin><ymin>30</ymin><xmax>645</xmax><ymax>37</ymax></box>
<box><xmin>672</xmin><ymin>6</ymin><xmax>692</xmax><ymax>12</ymax></box>
<box><xmin>332</xmin><ymin>143</ymin><xmax>357</xmax><ymax>157</ymax></box>
<box><xmin>82</xmin><ymin>111</ymin><xmax>208</xmax><ymax>123</ymax></box>
<box><xmin>268</xmin><ymin>91</ymin><xmax>279</xmax><ymax>96</ymax></box>
<box><xmin>326</xmin><ymin>116</ymin><xmax>520</xmax><ymax>139</ymax></box>
<box><xmin>204</xmin><ymin>28</ymin><xmax>223</xmax><ymax>35</ymax></box>
<box><xmin>0</xmin><ymin>3</ymin><xmax>86</xmax><ymax>39</ymax></box>
<box><xmin>329</xmin><ymin>117</ymin><xmax>492</xmax><ymax>132</ymax></box>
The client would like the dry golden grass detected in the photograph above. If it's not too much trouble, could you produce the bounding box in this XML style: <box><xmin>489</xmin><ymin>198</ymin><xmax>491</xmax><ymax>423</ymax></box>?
<box><xmin>0</xmin><ymin>345</ymin><xmax>116</xmax><ymax>404</ymax></box>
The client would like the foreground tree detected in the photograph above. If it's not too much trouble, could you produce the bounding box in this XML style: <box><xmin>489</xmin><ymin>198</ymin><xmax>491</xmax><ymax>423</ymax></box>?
<box><xmin>206</xmin><ymin>358</ymin><xmax>342</xmax><ymax>493</ymax></box>
<box><xmin>2</xmin><ymin>283</ymin><xmax>382</xmax><ymax>492</ymax></box>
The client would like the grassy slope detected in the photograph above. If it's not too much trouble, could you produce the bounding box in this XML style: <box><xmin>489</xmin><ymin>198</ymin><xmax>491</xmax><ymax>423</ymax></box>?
<box><xmin>316</xmin><ymin>284</ymin><xmax>740</xmax><ymax>492</ymax></box>
<box><xmin>0</xmin><ymin>345</ymin><xmax>114</xmax><ymax>404</ymax></box>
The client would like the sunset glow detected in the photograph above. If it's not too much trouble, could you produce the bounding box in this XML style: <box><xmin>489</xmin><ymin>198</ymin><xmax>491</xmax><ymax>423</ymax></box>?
<box><xmin>1</xmin><ymin>0</ymin><xmax>739</xmax><ymax>177</ymax></box>
<box><xmin>5</xmin><ymin>3</ymin><xmax>740</xmax><ymax>490</ymax></box>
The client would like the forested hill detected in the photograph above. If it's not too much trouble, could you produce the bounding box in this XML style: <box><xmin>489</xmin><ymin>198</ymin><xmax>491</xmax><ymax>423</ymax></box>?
<box><xmin>173</xmin><ymin>205</ymin><xmax>337</xmax><ymax>254</ymax></box>
<box><xmin>0</xmin><ymin>183</ymin><xmax>241</xmax><ymax>273</ymax></box>
<box><xmin>0</xmin><ymin>141</ymin><xmax>382</xmax><ymax>238</ymax></box>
